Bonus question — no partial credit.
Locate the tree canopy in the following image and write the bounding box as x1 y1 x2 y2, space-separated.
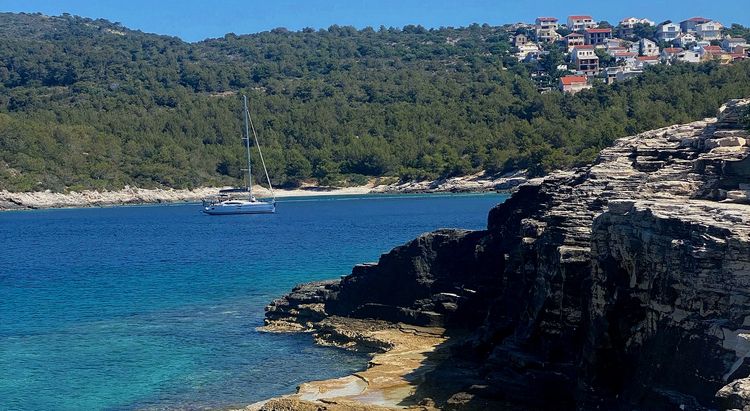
1 13 749 192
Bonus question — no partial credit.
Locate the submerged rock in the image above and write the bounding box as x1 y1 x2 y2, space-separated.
261 100 750 410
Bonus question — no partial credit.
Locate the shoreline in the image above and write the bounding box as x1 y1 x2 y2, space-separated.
0 171 526 212
244 317 452 411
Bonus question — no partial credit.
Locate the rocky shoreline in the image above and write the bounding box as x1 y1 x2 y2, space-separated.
0 172 526 211
252 100 750 410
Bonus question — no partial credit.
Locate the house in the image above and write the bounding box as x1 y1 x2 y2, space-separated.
516 42 541 60
604 66 646 84
567 15 596 32
584 28 612 45
696 21 723 41
700 45 723 58
639 38 659 56
660 47 684 63
656 23 681 42
606 39 635 53
673 33 697 48
620 17 655 28
605 66 644 83
617 17 655 38
676 50 702 63
604 67 621 84
616 68 644 82
605 38 631 51
559 75 591 94
699 45 731 63
722 38 748 52
514 33 528 47
680 17 712 33
613 51 638 67
509 22 534 31
717 53 734 64
636 55 660 68
572 45 600 75
523 49 547 62
564 33 585 51
535 17 559 42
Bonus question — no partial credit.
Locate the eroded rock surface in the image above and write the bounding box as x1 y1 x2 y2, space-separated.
260 100 750 410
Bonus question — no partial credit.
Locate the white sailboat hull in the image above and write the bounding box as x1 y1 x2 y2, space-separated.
202 200 275 215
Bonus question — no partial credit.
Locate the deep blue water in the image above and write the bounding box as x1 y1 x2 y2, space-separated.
0 193 507 410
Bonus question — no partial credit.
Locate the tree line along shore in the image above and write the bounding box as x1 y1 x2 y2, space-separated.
1 13 750 195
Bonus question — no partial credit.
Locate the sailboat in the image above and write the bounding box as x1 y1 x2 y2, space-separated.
202 95 276 215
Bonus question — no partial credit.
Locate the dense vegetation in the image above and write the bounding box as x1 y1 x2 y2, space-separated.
1 13 749 192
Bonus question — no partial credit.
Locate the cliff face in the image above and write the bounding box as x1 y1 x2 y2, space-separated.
264 100 750 410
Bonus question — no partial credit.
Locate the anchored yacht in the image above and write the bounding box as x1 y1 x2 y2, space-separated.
202 96 276 215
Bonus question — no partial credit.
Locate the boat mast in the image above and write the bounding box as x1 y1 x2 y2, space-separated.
246 96 276 202
243 95 253 199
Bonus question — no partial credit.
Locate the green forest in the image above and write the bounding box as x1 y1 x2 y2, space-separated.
1 12 749 192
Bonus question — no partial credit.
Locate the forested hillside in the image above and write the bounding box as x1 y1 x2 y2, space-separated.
1 12 749 192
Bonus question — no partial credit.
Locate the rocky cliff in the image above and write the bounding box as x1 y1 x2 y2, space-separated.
261 100 750 410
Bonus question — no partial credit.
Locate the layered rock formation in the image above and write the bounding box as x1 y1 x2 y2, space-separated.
261 100 750 410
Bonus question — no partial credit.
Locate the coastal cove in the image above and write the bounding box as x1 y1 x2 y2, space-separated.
0 193 507 410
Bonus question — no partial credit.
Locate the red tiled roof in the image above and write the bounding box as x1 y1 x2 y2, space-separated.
702 46 722 51
565 33 584 38
574 45 595 50
560 75 587 85
731 53 747 59
637 56 659 61
569 15 593 20
586 28 612 33
537 17 558 22
663 48 683 53
685 17 710 22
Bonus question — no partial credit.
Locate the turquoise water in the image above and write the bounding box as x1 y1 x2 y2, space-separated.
0 193 507 410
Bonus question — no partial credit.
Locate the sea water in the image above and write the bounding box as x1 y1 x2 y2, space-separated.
0 193 507 410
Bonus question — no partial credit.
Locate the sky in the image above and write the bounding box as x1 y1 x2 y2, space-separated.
1 0 748 42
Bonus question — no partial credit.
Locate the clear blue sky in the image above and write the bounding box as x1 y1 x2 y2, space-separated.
2 0 748 42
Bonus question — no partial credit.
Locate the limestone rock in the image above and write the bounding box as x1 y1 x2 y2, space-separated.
717 378 750 411
262 99 750 410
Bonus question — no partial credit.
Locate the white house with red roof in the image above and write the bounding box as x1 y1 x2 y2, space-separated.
699 45 725 61
559 75 591 94
660 47 684 63
567 15 597 32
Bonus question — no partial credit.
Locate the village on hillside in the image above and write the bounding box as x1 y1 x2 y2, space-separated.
510 15 749 93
